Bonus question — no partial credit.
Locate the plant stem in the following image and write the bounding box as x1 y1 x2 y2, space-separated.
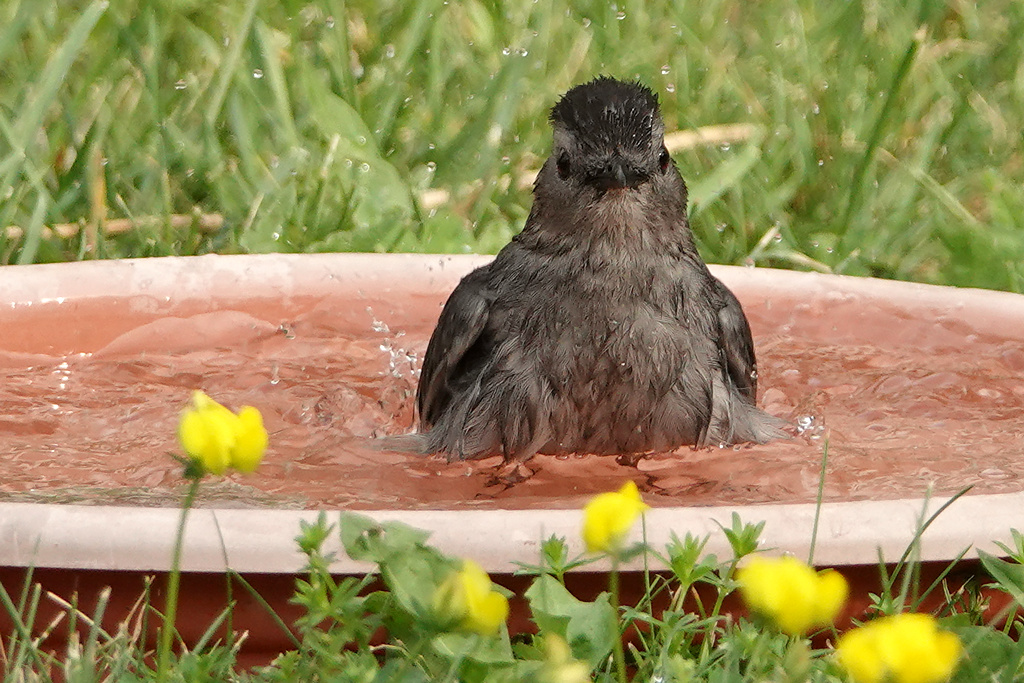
439 635 475 683
390 636 431 682
807 438 830 566
609 557 628 683
156 477 201 682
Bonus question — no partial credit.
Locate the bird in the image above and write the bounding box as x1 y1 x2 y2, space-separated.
415 76 783 462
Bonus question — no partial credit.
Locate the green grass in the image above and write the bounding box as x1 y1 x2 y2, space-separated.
1 0 1023 291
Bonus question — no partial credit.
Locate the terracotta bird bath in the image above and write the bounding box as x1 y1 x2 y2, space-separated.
1 253 1023 662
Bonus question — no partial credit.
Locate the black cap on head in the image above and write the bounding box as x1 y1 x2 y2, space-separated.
549 77 662 152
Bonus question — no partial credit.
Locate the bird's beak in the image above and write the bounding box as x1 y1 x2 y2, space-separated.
588 157 648 191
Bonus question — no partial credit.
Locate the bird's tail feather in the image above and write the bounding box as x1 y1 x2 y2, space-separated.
709 376 791 445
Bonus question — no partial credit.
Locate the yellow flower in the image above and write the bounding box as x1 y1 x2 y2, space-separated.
433 559 509 635
232 406 268 473
836 613 961 683
178 390 268 476
539 634 591 683
582 481 650 554
736 555 848 635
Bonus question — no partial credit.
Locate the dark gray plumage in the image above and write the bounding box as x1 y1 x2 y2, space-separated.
416 77 783 461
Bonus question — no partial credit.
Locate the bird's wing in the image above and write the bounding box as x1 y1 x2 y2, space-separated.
712 276 758 400
416 265 493 427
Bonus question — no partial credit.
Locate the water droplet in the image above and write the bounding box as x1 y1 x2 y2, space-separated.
252 69 263 79
325 15 335 28
502 47 511 55
425 161 437 172
385 44 395 58
174 79 186 90
616 10 626 20
359 162 370 172
818 159 825 166
665 83 676 93
660 64 670 75
719 142 731 151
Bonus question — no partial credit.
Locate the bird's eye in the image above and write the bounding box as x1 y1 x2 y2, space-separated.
556 152 571 179
659 146 671 172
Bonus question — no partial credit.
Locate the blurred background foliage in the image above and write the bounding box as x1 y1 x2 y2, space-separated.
1 0 1022 291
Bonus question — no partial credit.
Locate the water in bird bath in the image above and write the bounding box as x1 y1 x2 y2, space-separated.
1 256 1023 511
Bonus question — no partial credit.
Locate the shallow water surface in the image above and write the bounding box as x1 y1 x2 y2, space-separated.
2 265 1023 510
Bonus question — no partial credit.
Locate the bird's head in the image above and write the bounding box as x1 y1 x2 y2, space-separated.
545 77 680 199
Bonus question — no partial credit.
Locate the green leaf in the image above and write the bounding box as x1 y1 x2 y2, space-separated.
373 660 429 683
339 512 432 564
295 512 334 557
525 574 615 669
298 66 415 251
380 546 455 623
993 529 1024 564
717 513 765 560
433 630 515 665
688 136 764 219
949 625 1019 683
392 208 472 253
978 550 1024 608
339 512 457 625
9 0 107 151
666 532 716 587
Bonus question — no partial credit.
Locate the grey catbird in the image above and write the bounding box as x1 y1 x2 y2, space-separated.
416 77 783 461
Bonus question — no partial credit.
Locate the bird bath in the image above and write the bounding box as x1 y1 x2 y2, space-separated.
1 252 1022 661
